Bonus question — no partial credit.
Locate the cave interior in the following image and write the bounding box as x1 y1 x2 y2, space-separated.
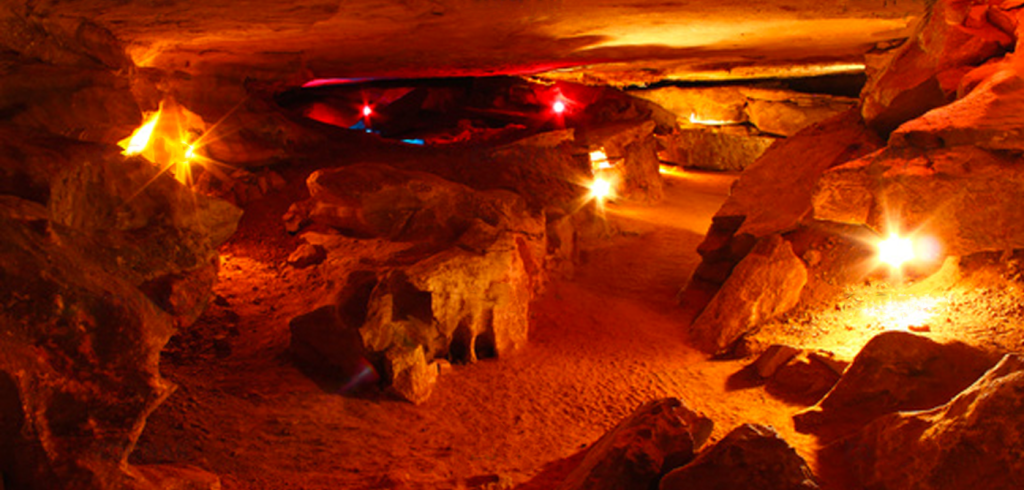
4 0 1024 489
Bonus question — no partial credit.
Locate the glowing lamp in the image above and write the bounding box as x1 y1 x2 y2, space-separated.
552 100 566 114
877 234 915 269
590 177 613 201
589 149 612 170
362 104 373 117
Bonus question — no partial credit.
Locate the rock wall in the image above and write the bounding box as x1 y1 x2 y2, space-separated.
0 10 239 490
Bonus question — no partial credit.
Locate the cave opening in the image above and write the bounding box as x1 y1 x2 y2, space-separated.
4 1 1024 489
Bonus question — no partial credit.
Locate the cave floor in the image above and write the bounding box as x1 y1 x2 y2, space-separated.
134 168 828 490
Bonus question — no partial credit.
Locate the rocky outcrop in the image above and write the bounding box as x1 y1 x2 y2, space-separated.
290 219 535 403
795 331 998 440
843 354 1024 490
812 145 1024 256
677 110 880 320
753 345 848 405
560 398 713 490
659 126 776 172
634 85 856 137
892 57 1024 152
860 0 1013 133
0 200 176 490
287 162 541 243
659 424 819 490
689 234 807 353
719 110 882 238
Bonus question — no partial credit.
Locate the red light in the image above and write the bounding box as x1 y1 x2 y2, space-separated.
552 100 566 114
362 105 373 117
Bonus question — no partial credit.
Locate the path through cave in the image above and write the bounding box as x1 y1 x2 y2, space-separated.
131 170 818 490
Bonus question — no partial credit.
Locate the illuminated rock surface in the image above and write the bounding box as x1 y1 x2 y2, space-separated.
813 145 1024 256
795 331 998 440
843 354 1024 490
659 424 819 490
559 398 713 490
860 0 1012 132
689 234 808 353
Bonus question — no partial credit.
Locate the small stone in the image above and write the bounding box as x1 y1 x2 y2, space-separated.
287 243 327 268
753 344 801 378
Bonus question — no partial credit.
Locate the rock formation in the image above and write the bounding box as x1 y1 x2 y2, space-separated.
843 354 1024 490
559 398 713 490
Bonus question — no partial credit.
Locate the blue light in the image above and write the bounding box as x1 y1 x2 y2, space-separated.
401 138 425 145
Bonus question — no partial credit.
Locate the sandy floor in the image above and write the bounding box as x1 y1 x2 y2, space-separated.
133 168 835 489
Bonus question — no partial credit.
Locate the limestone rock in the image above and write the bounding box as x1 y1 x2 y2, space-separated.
794 331 998 440
298 163 542 244
812 145 1024 256
0 127 241 328
719 109 883 238
660 126 776 171
632 86 749 126
385 345 438 405
742 88 856 137
861 0 1012 132
362 229 531 364
689 234 807 353
891 58 1024 152
767 351 845 406
753 344 802 378
0 208 176 490
659 424 819 490
559 398 713 490
287 242 327 268
844 354 1024 490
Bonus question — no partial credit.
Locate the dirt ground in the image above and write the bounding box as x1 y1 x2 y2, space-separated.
132 154 1024 489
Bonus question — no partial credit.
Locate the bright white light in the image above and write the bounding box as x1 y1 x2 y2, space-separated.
184 144 196 160
362 105 373 117
863 296 944 331
552 100 566 114
688 113 741 126
589 149 611 170
590 177 613 201
878 234 915 269
120 112 160 156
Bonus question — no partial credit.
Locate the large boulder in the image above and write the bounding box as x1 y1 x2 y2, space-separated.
0 127 241 328
812 144 1024 256
291 222 534 404
659 424 819 490
291 162 540 242
794 331 998 440
860 0 1013 133
844 354 1024 490
559 398 713 490
659 126 776 172
891 55 1024 152
689 234 807 353
742 88 856 137
718 109 883 238
0 203 176 490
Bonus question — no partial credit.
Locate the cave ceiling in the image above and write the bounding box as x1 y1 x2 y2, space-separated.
22 0 926 85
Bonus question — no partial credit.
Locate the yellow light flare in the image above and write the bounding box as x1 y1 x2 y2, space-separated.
119 110 161 155
877 233 915 270
590 177 614 201
659 164 685 176
688 113 742 126
589 149 612 170
117 99 209 185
